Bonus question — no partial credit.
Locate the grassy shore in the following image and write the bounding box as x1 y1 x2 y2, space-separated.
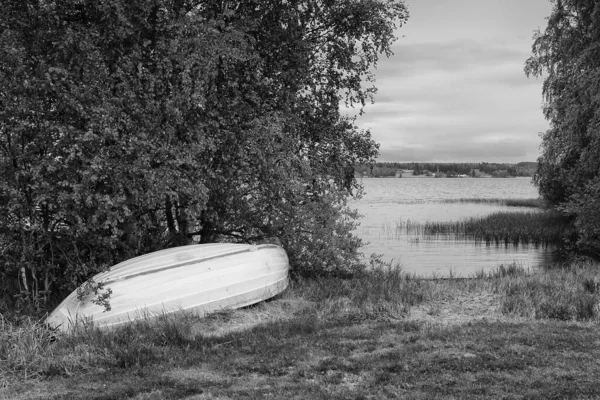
2 260 600 399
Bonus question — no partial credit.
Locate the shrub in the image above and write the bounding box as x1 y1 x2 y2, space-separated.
0 0 408 313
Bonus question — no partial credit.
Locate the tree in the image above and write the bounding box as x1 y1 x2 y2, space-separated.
0 0 408 312
525 0 600 257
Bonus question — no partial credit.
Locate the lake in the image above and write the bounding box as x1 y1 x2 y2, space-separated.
350 177 559 277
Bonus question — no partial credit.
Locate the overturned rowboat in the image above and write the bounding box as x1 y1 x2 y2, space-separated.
46 243 289 332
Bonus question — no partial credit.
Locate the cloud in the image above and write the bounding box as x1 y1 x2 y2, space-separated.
375 39 529 77
342 0 554 163
377 138 536 163
347 38 549 163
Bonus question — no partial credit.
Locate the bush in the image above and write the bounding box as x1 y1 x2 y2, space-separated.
0 0 407 313
562 177 600 258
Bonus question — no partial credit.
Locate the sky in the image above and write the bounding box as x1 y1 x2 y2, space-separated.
351 0 554 163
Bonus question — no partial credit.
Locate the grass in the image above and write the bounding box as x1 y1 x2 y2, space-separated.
2 260 600 399
497 262 600 320
395 210 573 247
441 197 547 208
378 198 559 243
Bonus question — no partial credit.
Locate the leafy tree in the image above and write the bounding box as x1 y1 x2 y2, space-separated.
525 0 600 257
0 0 408 312
1 0 248 310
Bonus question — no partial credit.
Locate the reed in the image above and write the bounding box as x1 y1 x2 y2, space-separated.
380 220 400 240
391 218 423 236
381 219 424 240
400 210 572 246
472 262 531 279
441 198 547 208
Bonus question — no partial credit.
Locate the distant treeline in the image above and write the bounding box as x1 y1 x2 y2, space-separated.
355 162 537 178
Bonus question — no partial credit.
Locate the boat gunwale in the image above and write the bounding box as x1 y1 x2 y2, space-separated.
99 244 285 285
93 268 290 311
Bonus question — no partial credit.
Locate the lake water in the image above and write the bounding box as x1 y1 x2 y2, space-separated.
350 177 559 277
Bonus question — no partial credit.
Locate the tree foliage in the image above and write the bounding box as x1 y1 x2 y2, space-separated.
525 0 600 257
0 0 408 312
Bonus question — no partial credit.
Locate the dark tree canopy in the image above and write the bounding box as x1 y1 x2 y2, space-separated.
0 0 408 312
525 0 600 257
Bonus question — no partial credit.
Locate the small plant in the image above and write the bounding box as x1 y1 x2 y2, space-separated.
582 278 600 294
491 263 529 278
76 279 113 312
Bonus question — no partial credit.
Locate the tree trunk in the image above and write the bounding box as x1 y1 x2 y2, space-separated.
165 198 177 236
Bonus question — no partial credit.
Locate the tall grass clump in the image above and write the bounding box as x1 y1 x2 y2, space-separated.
0 308 230 386
441 198 547 208
0 316 114 384
380 219 423 240
414 210 572 246
391 218 423 236
472 262 531 279
297 260 426 322
498 260 600 321
0 316 53 383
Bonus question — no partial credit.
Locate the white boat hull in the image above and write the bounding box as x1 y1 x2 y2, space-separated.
46 243 289 332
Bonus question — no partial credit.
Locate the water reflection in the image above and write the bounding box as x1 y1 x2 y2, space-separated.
351 178 561 277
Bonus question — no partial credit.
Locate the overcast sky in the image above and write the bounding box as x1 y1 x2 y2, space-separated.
352 0 553 163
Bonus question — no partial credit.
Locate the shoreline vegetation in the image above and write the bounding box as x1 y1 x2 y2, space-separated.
355 162 537 178
2 261 600 399
377 198 569 247
440 197 546 208
389 210 572 247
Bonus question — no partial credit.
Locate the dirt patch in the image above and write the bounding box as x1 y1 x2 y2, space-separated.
406 290 524 326
188 297 314 338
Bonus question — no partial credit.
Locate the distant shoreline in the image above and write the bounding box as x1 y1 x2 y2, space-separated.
356 161 536 179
